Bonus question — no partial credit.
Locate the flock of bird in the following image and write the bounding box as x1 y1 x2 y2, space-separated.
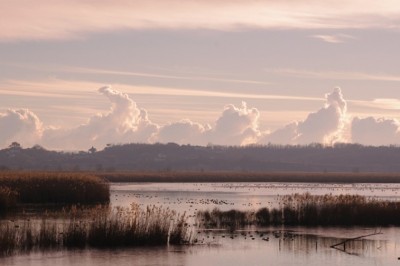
192 229 298 245
111 182 400 214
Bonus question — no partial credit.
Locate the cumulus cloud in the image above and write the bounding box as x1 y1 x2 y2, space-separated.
264 122 298 145
0 86 263 150
42 86 158 150
351 117 400 146
0 109 43 148
155 101 261 146
262 87 348 145
156 119 210 145
209 102 261 145
3 85 400 149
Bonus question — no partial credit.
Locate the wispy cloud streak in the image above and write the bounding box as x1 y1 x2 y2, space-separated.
1 63 273 86
59 66 273 86
311 34 356 43
267 68 400 82
2 0 400 41
0 79 323 102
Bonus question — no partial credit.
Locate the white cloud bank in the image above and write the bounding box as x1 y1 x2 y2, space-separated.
156 101 261 146
0 109 43 148
2 0 400 41
261 87 348 145
351 117 400 146
42 86 158 150
1 86 400 150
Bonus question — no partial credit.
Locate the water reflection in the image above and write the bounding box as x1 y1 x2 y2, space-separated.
2 230 398 266
1 227 400 266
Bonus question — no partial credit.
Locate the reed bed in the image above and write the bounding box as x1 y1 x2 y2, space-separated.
197 193 400 228
0 172 109 205
0 204 191 256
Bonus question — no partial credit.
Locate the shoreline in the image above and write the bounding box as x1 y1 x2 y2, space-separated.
99 171 400 183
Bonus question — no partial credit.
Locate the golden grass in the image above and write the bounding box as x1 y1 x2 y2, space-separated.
0 204 191 256
197 193 400 228
0 171 109 206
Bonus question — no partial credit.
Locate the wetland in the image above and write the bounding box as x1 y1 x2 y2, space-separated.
2 172 400 265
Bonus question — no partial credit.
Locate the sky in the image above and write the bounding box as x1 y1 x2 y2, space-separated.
1 0 400 150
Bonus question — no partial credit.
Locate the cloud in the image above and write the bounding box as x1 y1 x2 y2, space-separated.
262 87 348 145
3 85 400 149
264 122 298 145
2 0 400 41
0 78 322 102
311 34 355 43
59 66 272 86
156 119 209 145
155 101 261 146
209 102 261 145
0 82 317 149
0 109 43 148
354 98 400 111
351 117 400 146
42 86 158 150
266 68 400 82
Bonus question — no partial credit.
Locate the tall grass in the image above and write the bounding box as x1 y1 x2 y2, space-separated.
0 204 191 256
0 172 109 205
280 193 400 226
197 193 400 228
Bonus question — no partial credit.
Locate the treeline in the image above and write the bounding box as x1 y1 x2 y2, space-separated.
1 142 400 172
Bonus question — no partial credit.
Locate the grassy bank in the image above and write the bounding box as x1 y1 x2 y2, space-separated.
0 172 109 206
0 204 190 256
197 193 400 228
100 171 400 183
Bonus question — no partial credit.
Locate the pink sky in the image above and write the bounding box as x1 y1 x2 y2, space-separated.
1 0 400 149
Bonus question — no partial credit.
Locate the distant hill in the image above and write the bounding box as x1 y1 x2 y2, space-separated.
1 142 400 173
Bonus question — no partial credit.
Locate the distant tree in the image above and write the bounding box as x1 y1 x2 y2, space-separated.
88 146 97 154
105 143 113 149
9 142 22 149
32 144 45 150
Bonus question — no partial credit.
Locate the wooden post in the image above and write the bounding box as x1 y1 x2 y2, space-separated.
330 232 382 252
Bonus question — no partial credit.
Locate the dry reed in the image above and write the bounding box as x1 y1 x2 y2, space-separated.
0 204 191 255
197 193 400 228
0 172 109 205
0 204 191 256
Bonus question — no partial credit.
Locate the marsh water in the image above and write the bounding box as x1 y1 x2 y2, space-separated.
3 182 400 266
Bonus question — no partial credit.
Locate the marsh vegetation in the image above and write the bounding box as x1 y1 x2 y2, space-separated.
197 193 400 228
0 172 109 208
2 170 400 261
0 204 190 256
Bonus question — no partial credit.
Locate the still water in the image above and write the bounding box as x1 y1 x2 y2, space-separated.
2 182 400 266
